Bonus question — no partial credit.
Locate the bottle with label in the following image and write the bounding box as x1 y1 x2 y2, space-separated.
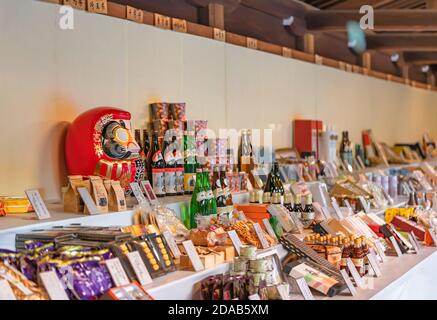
293 194 304 219
184 129 196 195
361 236 370 275
190 168 206 228
220 165 233 212
301 194 315 228
203 168 217 216
352 238 365 276
143 129 151 180
239 129 253 174
340 239 352 270
213 166 227 215
283 193 294 212
264 162 284 195
163 131 177 196
273 162 285 195
340 131 353 167
151 131 166 197
174 136 185 196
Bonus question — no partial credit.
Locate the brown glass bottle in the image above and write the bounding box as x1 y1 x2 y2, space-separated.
352 239 365 276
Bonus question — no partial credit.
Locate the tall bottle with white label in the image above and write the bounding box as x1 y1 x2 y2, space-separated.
151 131 166 197
190 169 206 228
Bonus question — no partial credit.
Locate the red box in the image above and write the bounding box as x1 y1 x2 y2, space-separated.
294 120 323 159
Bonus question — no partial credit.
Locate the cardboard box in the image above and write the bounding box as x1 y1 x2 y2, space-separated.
213 246 236 262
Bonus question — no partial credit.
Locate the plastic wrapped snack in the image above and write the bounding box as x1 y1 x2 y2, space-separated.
149 205 189 240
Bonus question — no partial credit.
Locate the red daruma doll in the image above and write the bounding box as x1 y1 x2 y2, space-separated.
65 107 145 191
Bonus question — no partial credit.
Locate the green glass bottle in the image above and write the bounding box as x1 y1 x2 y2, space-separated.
203 168 217 216
190 168 206 228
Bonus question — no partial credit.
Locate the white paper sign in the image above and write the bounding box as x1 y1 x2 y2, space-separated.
39 271 69 300
182 240 204 272
389 236 403 257
331 198 344 220
127 251 153 286
25 189 51 220
0 280 16 300
130 182 148 205
346 258 363 288
340 269 357 296
77 187 99 215
374 241 387 263
367 253 382 277
321 207 332 219
253 223 269 249
227 230 242 255
294 277 315 300
276 283 289 300
263 218 277 240
359 196 370 213
344 200 353 214
408 232 420 252
162 231 181 259
106 258 130 287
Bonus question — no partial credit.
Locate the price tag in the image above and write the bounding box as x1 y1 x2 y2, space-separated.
154 13 171 30
213 28 226 42
162 231 181 259
253 223 269 249
428 228 437 247
276 283 289 300
389 236 403 257
331 198 344 220
172 18 187 33
126 6 143 24
358 196 370 213
374 240 387 263
246 37 258 50
77 187 99 215
367 253 382 277
227 230 242 255
87 0 107 14
182 240 204 272
106 258 130 287
282 47 292 58
127 251 153 286
0 280 16 300
263 218 277 239
39 271 69 300
268 205 295 232
346 258 363 288
63 0 86 10
248 294 261 300
344 199 353 213
408 232 420 252
294 278 315 300
339 269 357 296
321 207 332 219
130 182 148 205
25 189 51 220
141 181 159 205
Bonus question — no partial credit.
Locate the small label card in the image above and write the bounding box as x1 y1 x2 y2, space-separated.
25 189 51 220
253 223 269 249
77 187 99 215
213 28 226 42
344 199 353 213
141 180 159 205
374 240 387 263
331 198 344 220
276 283 290 300
367 253 382 277
428 228 437 247
294 277 315 300
39 271 69 300
248 294 261 300
172 18 187 33
263 218 277 240
227 230 242 255
63 0 86 10
0 280 16 300
346 258 363 288
154 13 171 30
389 236 403 257
126 6 143 24
247 37 258 50
359 196 370 213
282 47 292 58
130 182 148 205
162 231 181 259
87 0 107 14
182 240 204 272
106 258 130 287
127 251 153 286
339 269 357 296
408 232 420 252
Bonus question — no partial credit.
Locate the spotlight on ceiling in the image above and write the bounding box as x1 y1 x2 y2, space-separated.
390 53 400 63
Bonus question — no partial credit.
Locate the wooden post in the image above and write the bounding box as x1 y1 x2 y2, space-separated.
427 73 436 86
303 34 315 54
198 3 225 29
402 65 410 80
360 52 372 69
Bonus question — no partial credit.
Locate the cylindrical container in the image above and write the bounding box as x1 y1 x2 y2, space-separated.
248 272 266 287
240 245 257 259
381 175 389 194
233 257 249 272
249 258 274 273
388 175 398 199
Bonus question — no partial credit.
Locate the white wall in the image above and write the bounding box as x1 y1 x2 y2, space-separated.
1 0 436 201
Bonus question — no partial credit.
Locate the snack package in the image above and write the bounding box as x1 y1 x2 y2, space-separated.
0 197 34 215
104 180 127 212
64 176 90 213
88 176 109 213
148 206 189 240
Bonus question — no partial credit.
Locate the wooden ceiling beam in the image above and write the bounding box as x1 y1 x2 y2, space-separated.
328 0 395 10
367 34 437 51
306 9 437 32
